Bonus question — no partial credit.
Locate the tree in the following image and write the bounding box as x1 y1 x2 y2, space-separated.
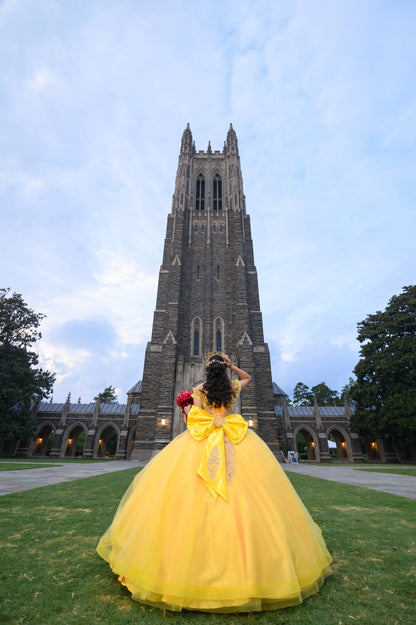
350 285 416 445
340 377 356 406
94 385 118 404
292 383 314 406
310 382 342 406
292 381 342 406
0 289 55 440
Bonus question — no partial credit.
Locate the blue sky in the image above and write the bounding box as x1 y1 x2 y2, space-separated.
1 0 415 403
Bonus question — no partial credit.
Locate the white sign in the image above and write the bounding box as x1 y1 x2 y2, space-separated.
287 450 298 464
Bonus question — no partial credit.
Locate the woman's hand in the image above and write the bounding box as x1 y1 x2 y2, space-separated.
222 353 231 368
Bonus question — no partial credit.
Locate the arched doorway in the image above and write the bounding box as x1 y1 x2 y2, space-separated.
295 427 318 461
64 424 87 457
96 425 119 458
327 427 350 461
32 423 55 456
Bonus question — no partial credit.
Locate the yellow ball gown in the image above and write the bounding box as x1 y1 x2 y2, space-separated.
97 389 332 612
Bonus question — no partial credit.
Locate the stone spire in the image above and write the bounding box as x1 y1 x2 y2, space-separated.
226 123 239 155
180 123 194 154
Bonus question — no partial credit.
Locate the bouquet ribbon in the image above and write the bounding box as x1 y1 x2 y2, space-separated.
187 405 248 502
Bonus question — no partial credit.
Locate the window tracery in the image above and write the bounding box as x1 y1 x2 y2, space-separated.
214 317 224 352
192 317 202 356
213 174 222 210
196 173 205 210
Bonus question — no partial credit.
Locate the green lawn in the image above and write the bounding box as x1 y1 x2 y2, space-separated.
0 470 415 625
357 468 416 477
0 463 56 471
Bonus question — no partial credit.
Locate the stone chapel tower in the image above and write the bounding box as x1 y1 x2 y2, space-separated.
131 125 281 460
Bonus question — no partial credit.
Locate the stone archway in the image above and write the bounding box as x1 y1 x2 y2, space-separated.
327 426 351 461
32 422 55 456
96 424 119 458
64 424 87 457
294 426 319 461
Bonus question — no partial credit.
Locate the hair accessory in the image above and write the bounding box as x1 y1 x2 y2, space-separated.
205 350 224 366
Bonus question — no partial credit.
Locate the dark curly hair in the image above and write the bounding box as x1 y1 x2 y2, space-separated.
203 355 233 408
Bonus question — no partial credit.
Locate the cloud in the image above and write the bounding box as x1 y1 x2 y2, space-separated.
27 68 59 91
1 0 415 402
37 342 90 387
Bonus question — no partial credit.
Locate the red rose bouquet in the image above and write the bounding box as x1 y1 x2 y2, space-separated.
176 390 193 421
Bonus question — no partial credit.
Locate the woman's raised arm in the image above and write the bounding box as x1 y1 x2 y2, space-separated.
222 353 251 390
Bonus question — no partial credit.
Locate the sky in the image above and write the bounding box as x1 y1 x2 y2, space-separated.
1 0 415 404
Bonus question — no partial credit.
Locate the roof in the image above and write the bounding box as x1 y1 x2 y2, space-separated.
276 406 315 417
37 402 71 413
128 380 142 394
66 403 96 412
319 406 350 416
275 405 353 417
36 402 140 416
272 382 288 396
98 403 127 414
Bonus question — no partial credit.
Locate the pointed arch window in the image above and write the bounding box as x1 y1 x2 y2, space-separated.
213 174 222 210
192 317 202 357
214 317 224 352
196 174 205 210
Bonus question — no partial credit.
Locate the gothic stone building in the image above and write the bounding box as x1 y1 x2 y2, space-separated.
6 125 372 463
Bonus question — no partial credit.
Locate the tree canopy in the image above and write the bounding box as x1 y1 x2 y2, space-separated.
0 289 45 348
292 382 313 405
292 381 346 406
93 385 118 404
350 285 416 445
0 289 55 440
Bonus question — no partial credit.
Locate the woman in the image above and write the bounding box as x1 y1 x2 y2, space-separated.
96 352 332 612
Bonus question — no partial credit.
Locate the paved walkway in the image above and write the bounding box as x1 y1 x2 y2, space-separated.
284 463 416 500
1 460 415 499
0 460 143 496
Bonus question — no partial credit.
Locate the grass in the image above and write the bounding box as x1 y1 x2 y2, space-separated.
357 468 416 477
0 463 56 471
0 471 415 625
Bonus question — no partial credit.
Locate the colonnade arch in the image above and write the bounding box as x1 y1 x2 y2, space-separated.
294 426 320 461
62 422 88 457
327 426 352 461
95 423 120 458
31 421 55 456
11 395 366 462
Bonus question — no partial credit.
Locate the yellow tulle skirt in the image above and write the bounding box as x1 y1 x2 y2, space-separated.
97 429 332 612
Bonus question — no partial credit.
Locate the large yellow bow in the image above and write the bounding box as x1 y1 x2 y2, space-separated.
187 405 248 502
